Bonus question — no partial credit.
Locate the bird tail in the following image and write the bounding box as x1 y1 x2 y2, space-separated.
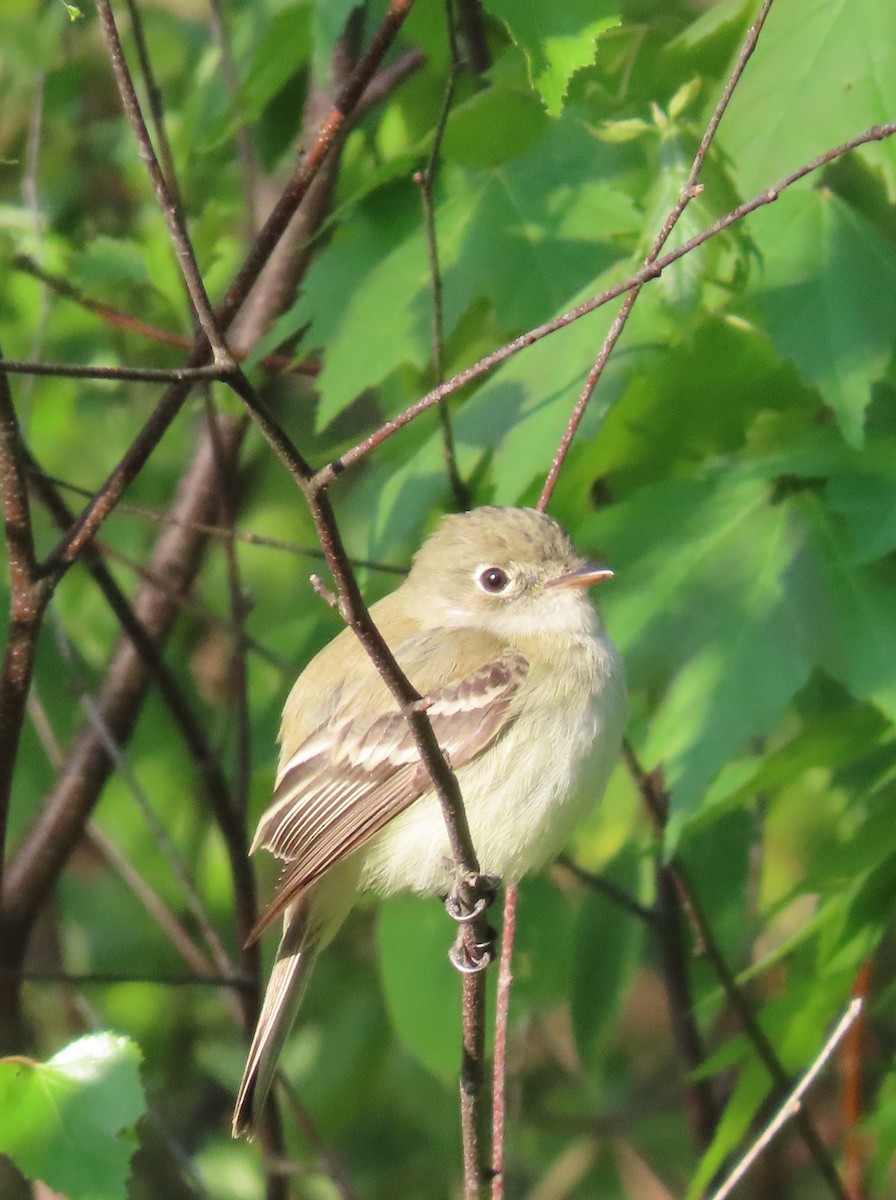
232 901 317 1139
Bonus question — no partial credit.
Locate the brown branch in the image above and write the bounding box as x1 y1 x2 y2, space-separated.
0 358 51 982
218 0 418 332
314 118 896 492
537 0 775 508
625 744 848 1200
86 824 218 983
557 857 656 926
39 0 417 580
3 418 246 938
414 2 469 511
11 254 321 375
0 359 229 384
206 0 259 235
842 961 872 1200
228 368 493 1185
95 0 232 365
490 881 518 1200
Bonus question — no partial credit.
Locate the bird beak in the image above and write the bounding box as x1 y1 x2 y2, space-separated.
548 561 614 590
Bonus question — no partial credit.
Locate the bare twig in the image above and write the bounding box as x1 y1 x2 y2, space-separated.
538 0 776 510
557 857 656 926
26 467 405 575
490 882 518 1200
314 118 896 492
280 1079 360 1200
415 0 469 510
0 359 230 384
227 366 494 1190
206 0 259 234
707 999 863 1200
842 962 872 1200
38 0 417 581
95 0 232 365
86 824 218 983
625 744 848 1200
0 359 51 914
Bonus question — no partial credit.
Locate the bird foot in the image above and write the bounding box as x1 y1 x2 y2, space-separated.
443 873 501 924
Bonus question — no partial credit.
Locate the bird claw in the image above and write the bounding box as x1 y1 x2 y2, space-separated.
444 873 501 924
448 931 495 974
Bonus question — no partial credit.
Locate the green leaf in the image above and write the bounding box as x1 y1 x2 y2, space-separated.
826 465 896 561
717 0 896 197
584 471 811 830
571 845 642 1072
486 0 620 115
376 895 465 1083
791 496 896 721
0 1033 145 1200
237 7 311 126
750 190 896 446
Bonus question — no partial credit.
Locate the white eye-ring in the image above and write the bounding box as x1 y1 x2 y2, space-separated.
477 565 510 594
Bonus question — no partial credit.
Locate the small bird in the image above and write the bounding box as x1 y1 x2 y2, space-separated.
232 506 626 1137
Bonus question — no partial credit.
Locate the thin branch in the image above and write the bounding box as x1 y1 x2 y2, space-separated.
39 0 416 580
625 744 849 1200
557 857 656 926
206 0 258 233
842 961 872 1200
707 999 864 1200
4 420 246 933
461 969 490 1200
0 968 252 989
27 467 405 575
537 0 775 510
415 0 469 510
280 1079 360 1200
95 0 232 365
490 881 518 1200
87 823 219 983
227 367 494 1190
0 357 51 911
653 862 719 1150
0 359 230 384
11 254 320 375
217 0 418 330
314 118 896 492
122 0 182 209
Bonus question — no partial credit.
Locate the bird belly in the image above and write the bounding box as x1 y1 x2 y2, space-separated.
357 653 625 897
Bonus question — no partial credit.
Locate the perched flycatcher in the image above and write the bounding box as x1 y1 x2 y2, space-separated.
233 506 626 1137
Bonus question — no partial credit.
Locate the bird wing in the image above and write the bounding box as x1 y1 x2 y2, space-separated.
248 643 529 940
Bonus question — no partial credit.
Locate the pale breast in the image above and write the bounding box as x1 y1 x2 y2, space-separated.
358 633 626 896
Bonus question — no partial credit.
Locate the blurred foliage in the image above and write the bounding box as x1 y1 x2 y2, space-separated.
1 0 895 1197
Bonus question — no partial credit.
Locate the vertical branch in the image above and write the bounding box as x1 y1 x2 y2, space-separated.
842 961 872 1200
626 744 849 1200
122 0 182 209
206 0 259 234
94 0 232 364
538 0 778 510
461 970 490 1200
0 359 51 1051
490 881 518 1200
0 362 50 904
413 0 469 510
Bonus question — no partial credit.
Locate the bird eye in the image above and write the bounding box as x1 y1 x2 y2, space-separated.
478 566 510 594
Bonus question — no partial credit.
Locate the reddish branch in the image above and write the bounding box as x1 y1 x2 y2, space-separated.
2 417 246 939
0 361 51 929
36 0 417 580
313 118 896 493
538 0 777 510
